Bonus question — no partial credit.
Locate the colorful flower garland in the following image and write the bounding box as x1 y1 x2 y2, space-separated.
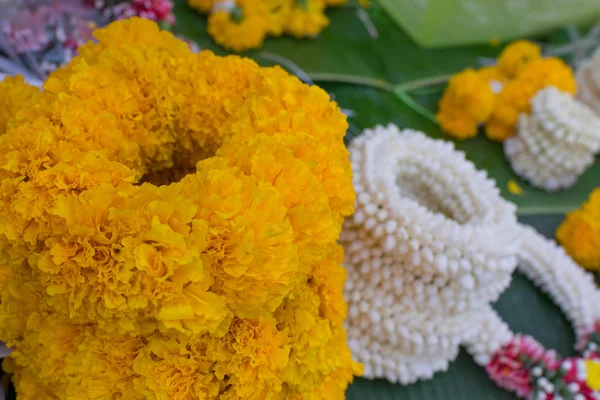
481 226 600 400
0 18 361 399
343 124 600 399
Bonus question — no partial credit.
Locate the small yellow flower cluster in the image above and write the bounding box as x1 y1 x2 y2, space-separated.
436 69 496 139
437 40 577 142
556 189 600 271
0 18 361 399
189 0 352 52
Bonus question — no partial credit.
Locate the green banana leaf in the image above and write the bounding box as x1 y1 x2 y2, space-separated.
174 1 599 216
377 0 600 48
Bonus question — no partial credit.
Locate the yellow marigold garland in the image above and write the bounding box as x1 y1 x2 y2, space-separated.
189 0 347 52
437 40 577 142
0 18 361 399
556 189 600 271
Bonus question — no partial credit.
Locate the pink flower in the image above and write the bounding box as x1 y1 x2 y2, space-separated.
131 0 175 24
486 335 560 398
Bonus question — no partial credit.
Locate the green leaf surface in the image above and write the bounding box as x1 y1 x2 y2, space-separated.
174 1 598 216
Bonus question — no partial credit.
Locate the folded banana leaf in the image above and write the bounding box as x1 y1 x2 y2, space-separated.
378 0 600 47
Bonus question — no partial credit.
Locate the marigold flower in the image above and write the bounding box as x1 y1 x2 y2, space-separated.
207 0 269 52
556 189 600 271
477 65 509 93
285 0 329 38
0 75 40 135
0 18 358 399
497 40 542 78
485 57 577 142
187 0 214 13
266 0 293 36
436 68 495 139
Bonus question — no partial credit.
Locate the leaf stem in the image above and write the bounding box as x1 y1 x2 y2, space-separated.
394 89 437 124
308 72 394 92
309 73 444 124
395 74 451 92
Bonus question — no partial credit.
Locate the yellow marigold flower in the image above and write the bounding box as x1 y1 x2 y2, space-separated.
0 76 40 135
497 40 542 78
485 57 577 142
207 0 269 52
266 0 293 36
187 0 214 13
0 18 359 399
556 189 600 270
478 66 509 85
285 0 329 38
436 68 495 139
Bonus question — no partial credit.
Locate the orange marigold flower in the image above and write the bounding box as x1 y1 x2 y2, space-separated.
187 0 214 13
436 68 495 139
0 75 40 135
556 189 600 271
485 57 577 142
266 0 293 36
207 0 269 52
285 0 329 38
497 40 542 78
477 65 509 86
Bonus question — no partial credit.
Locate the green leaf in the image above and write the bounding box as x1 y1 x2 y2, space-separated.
377 0 600 48
174 2 599 216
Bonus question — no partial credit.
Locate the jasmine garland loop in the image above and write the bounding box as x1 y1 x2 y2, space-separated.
342 124 520 384
343 124 600 399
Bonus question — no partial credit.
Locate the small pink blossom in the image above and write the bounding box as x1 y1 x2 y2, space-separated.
486 335 560 398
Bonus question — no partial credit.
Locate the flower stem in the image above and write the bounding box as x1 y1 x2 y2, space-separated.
309 72 394 92
395 74 451 92
394 89 437 124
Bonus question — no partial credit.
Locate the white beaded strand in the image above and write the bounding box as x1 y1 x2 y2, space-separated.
516 225 600 349
343 124 520 384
